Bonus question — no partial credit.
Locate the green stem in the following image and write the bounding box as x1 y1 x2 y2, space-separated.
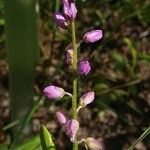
71 20 78 150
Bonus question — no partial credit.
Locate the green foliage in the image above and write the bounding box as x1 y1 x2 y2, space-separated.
128 127 150 150
4 0 39 138
12 136 41 150
40 125 55 150
0 144 8 150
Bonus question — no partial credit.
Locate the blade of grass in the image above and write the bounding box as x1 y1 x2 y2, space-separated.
128 126 150 150
10 96 44 148
12 136 41 150
2 120 19 131
4 0 39 141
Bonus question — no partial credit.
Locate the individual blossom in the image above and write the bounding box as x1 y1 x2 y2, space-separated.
66 45 73 64
53 12 68 29
65 119 79 141
78 60 91 75
85 137 103 150
83 30 103 43
56 112 67 125
44 85 65 100
63 2 77 20
80 92 95 106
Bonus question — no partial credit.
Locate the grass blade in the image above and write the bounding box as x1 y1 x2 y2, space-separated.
4 0 39 139
128 126 150 150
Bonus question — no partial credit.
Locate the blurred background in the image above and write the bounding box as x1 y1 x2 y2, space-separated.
0 0 150 149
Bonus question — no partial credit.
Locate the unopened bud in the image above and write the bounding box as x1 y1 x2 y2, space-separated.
83 30 103 43
44 85 65 100
53 12 68 29
63 3 77 20
56 112 67 125
65 119 79 141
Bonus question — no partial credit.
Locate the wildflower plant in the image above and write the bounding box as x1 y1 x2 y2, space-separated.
43 0 103 149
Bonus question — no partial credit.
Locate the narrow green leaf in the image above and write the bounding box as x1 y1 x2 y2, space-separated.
2 120 20 131
12 136 41 150
4 0 39 138
128 127 150 150
139 54 150 62
0 144 8 150
40 125 55 150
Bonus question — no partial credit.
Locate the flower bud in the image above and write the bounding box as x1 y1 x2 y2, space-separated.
66 45 73 64
83 30 103 43
78 61 91 75
65 119 79 141
80 92 95 107
44 85 65 100
63 3 77 20
56 112 67 125
85 137 103 150
53 12 68 29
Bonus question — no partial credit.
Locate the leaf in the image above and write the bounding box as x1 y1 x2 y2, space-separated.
139 54 150 62
4 0 39 138
40 125 55 150
12 136 41 150
128 127 150 150
2 120 19 131
0 144 8 150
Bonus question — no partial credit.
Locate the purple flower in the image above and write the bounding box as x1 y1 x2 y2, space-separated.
78 61 91 75
44 85 65 100
65 119 79 141
80 92 95 107
66 45 73 64
53 12 68 29
85 137 103 150
63 3 77 20
83 30 103 43
56 112 67 125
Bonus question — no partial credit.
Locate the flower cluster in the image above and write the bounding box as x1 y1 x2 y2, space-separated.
44 1 103 150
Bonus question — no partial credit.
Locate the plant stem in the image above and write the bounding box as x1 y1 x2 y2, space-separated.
71 20 78 150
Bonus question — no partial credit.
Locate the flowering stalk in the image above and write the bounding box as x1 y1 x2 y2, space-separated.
43 1 104 149
71 20 78 150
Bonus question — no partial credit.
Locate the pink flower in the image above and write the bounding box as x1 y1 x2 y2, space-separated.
44 85 65 100
83 30 103 43
63 3 77 20
65 119 79 141
86 137 103 150
80 92 95 106
56 112 67 125
78 61 91 75
53 12 68 29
